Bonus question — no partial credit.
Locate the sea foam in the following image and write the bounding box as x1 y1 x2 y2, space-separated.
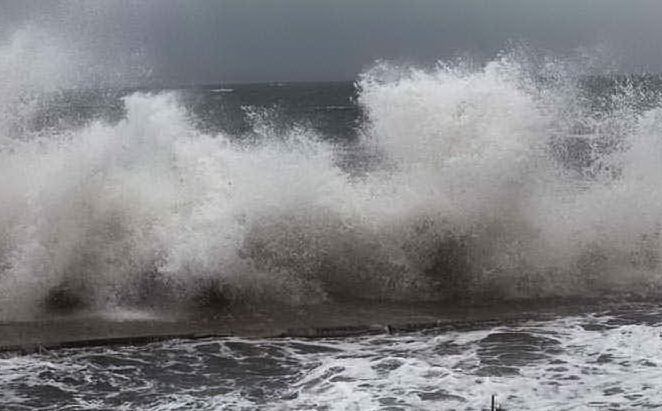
2 30 662 320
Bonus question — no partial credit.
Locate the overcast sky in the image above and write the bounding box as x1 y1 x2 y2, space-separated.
2 0 662 84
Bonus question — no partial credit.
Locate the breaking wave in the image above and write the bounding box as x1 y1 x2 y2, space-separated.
2 31 662 320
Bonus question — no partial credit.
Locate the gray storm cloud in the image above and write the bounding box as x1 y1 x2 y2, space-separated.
0 0 661 84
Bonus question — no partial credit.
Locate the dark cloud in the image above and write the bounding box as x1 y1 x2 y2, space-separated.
1 0 662 84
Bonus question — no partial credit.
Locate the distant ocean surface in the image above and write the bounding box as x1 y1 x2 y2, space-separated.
5 52 662 409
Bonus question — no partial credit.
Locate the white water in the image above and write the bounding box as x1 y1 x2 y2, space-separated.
2 28 662 320
3 310 662 410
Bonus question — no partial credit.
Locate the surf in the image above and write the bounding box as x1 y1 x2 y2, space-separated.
2 30 662 321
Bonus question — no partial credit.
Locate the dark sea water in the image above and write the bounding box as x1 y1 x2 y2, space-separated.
29 82 362 142
5 57 662 409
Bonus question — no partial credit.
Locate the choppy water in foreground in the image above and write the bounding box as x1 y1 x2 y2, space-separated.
3 306 662 410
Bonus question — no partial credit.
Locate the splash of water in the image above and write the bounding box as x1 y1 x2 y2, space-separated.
2 30 662 320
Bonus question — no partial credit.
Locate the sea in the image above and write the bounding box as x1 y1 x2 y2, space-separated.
4 48 662 409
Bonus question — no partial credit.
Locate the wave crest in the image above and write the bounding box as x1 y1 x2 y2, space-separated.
2 49 662 320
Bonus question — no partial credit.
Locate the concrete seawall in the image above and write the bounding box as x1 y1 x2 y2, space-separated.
1 300 657 354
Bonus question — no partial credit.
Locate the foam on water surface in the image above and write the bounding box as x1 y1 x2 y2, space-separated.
2 308 662 410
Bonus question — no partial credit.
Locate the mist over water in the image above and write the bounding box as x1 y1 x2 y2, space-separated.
2 28 662 321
